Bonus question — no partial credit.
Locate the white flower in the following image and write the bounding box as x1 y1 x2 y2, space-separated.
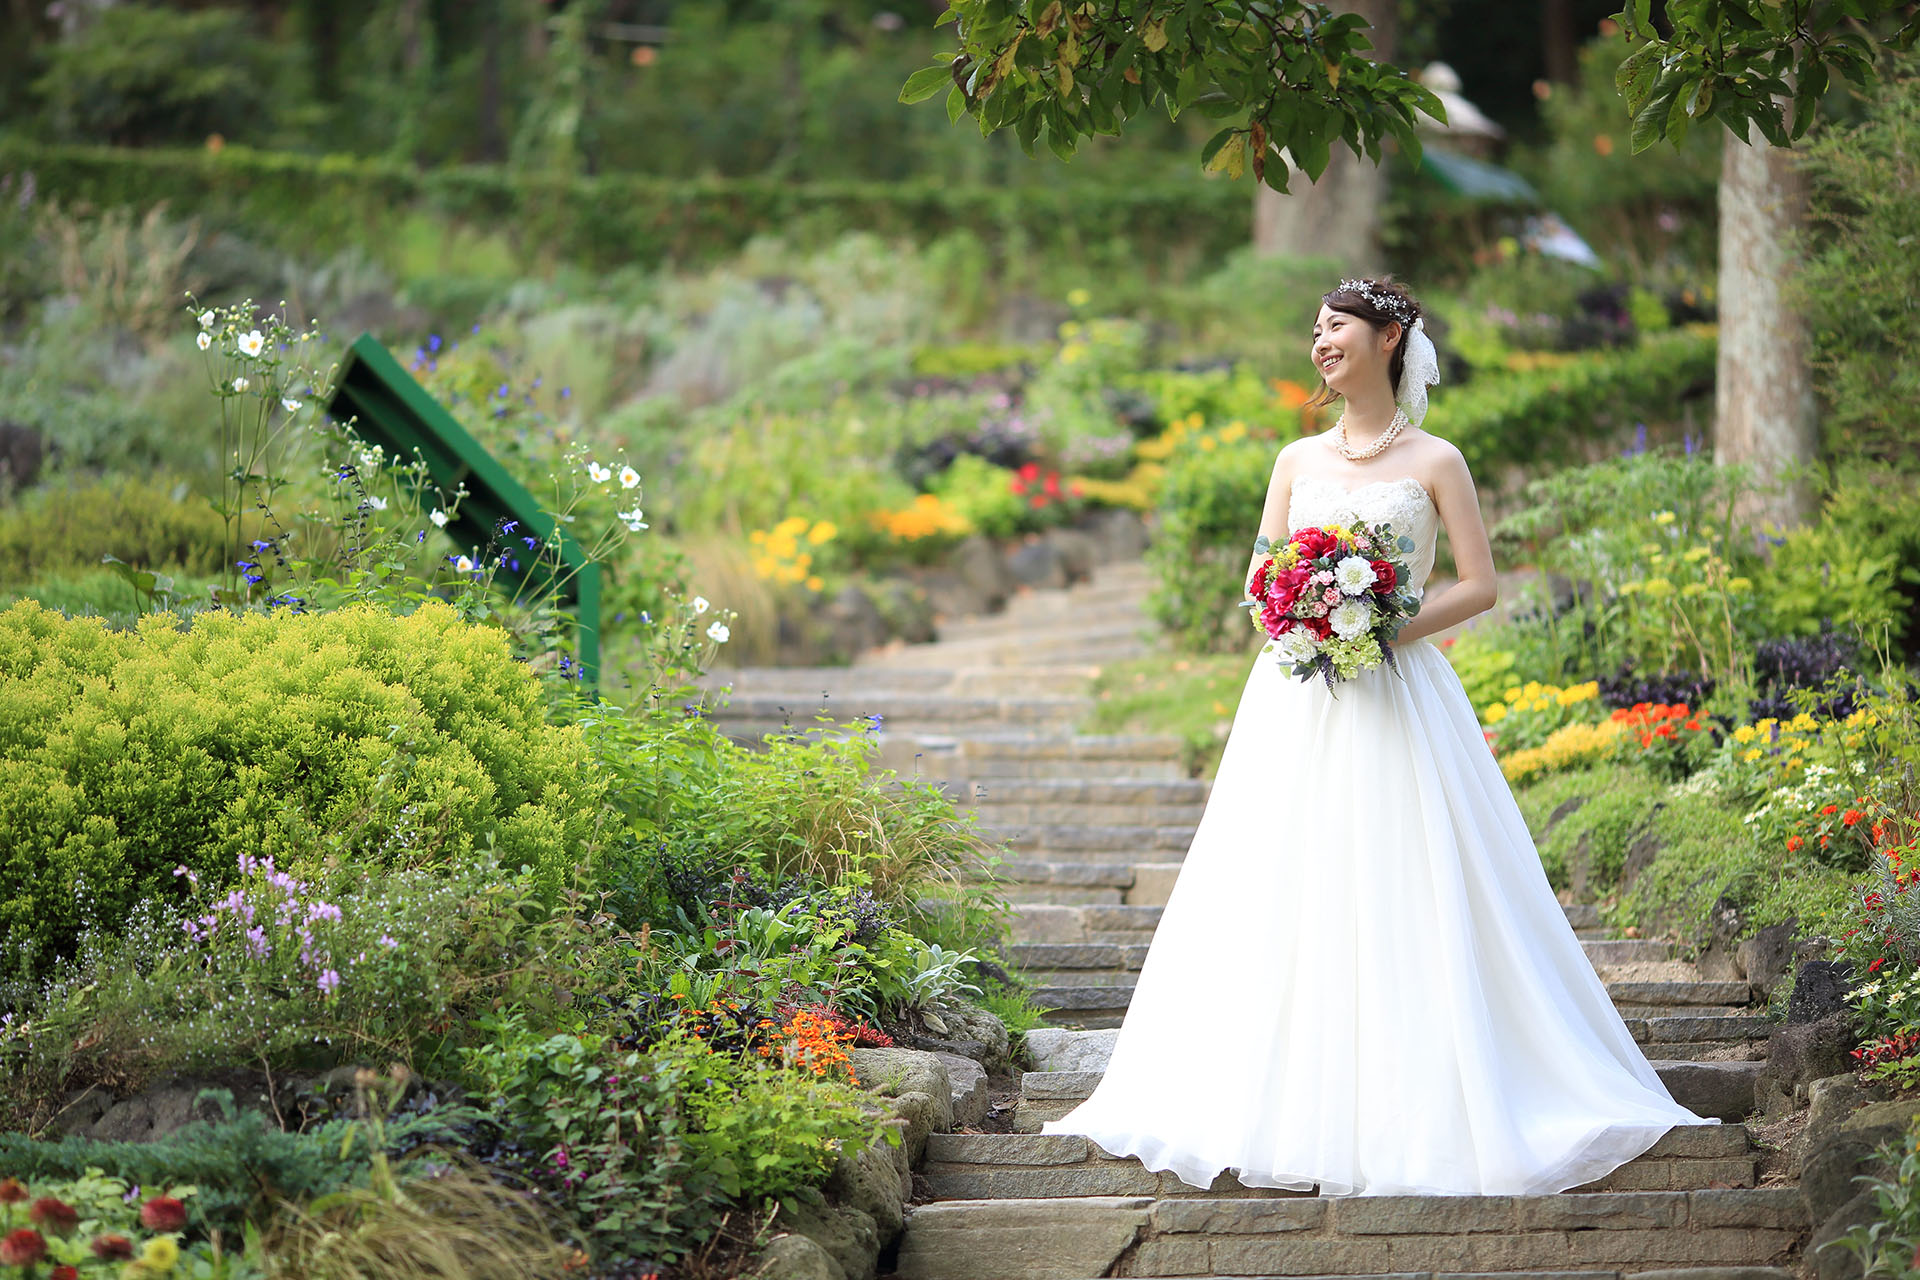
198 309 215 329
707 621 730 643
1273 629 1321 665
619 465 640 489
195 331 211 351
359 445 383 469
430 509 449 528
1334 555 1377 595
238 329 265 358
282 397 301 412
455 555 474 573
1330 596 1375 640
232 376 249 392
692 596 710 614
367 495 388 511
617 506 649 532
587 461 613 484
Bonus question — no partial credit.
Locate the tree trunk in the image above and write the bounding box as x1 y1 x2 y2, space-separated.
1542 0 1578 85
1251 0 1396 267
1714 128 1818 538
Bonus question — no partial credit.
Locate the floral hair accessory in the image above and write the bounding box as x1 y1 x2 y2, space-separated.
1333 277 1417 327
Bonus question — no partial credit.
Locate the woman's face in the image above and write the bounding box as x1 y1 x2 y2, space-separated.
1311 303 1399 396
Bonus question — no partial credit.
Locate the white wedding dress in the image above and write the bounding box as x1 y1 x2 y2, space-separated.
1040 469 1717 1196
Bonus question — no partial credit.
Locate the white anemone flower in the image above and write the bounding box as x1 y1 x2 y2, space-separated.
195 331 212 351
367 496 388 511
1273 629 1320 665
1330 597 1374 640
587 461 613 484
692 596 710 614
706 621 730 643
198 309 215 329
232 376 249 392
1334 555 1377 595
455 555 475 573
238 329 265 358
282 397 301 412
617 507 648 532
429 509 449 528
619 465 640 489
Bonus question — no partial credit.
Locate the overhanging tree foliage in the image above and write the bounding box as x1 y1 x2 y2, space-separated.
898 0 1447 191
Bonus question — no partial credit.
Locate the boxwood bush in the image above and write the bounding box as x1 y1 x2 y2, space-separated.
0 599 603 971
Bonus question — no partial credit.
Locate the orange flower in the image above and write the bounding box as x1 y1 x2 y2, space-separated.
1787 836 1804 852
1822 804 1840 815
1843 810 1863 827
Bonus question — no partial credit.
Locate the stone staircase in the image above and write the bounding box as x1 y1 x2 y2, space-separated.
700 557 1803 1280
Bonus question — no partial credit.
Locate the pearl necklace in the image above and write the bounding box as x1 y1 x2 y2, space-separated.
1332 406 1410 461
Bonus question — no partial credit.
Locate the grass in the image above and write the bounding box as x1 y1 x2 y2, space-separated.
1078 651 1253 778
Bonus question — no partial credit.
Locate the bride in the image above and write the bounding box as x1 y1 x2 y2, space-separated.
1039 275 1717 1197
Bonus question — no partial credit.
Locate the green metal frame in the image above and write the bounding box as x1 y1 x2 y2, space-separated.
325 333 601 684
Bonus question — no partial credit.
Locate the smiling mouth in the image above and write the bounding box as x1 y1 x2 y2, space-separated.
1319 355 1342 373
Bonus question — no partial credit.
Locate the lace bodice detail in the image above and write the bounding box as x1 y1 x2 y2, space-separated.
1288 473 1440 596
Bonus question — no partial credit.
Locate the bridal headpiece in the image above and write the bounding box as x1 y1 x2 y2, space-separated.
1331 277 1442 428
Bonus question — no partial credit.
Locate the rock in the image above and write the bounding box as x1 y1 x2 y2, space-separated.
1753 1068 1796 1121
1086 508 1149 561
1739 920 1801 1003
876 578 937 645
752 1232 848 1280
1618 821 1667 896
1789 959 1858 1023
1026 1028 1118 1074
1696 893 1748 983
1542 794 1588 838
1796 1094 1920 1227
913 568 991 623
932 1051 989 1128
1790 1073 1884 1178
1006 538 1067 589
1807 1188 1882 1280
826 1122 912 1244
1656 1059 1765 1121
939 1003 1011 1073
850 1048 953 1163
1042 527 1097 584
778 1189 881 1280
824 585 890 659
0 421 47 492
952 536 1015 612
1769 1009 1860 1087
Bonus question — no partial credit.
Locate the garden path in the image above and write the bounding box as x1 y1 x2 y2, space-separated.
705 560 1807 1280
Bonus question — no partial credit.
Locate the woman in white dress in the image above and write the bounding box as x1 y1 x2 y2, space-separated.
1039 276 1717 1197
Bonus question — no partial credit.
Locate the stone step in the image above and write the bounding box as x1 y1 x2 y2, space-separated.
1005 941 1691 976
967 801 1212 827
859 631 1154 666
706 692 1094 728
894 1188 1804 1280
1011 903 1630 944
935 596 1156 638
1013 971 1745 1010
876 733 1190 782
708 663 1119 698
934 778 1215 807
1013 1061 1770 1131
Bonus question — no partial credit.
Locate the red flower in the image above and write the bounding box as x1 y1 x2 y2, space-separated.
1368 559 1397 593
1008 477 1027 495
1786 836 1804 852
1822 804 1840 815
28 1197 78 1236
1843 809 1863 827
1292 527 1338 560
1654 723 1676 739
1684 719 1701 731
91 1235 135 1261
0 1179 23 1205
1028 494 1047 509
1302 615 1333 642
140 1196 188 1233
1870 957 1887 973
1249 563 1269 598
1042 472 1061 496
52 1265 80 1280
0 1229 46 1267
1017 462 1040 482
1069 482 1084 498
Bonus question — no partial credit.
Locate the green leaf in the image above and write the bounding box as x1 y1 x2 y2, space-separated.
900 65 952 104
1199 126 1236 169
1629 72 1684 152
947 83 967 125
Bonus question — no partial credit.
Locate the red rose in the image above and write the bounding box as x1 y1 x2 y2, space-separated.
0 1229 46 1267
1302 615 1333 641
1249 563 1269 598
91 1234 135 1261
1368 559 1397 593
1292 528 1337 560
28 1197 78 1236
140 1196 188 1233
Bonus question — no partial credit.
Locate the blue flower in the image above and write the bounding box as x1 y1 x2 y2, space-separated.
640 610 651 624
522 535 539 550
496 383 509 399
427 333 443 353
501 519 519 535
416 530 427 543
471 323 481 334
508 558 521 571
560 386 571 399
244 573 263 585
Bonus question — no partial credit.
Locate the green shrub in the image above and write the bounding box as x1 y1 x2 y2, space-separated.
1757 462 1920 657
1145 433 1273 653
1793 60 1920 472
1517 765 1666 895
0 476 230 581
0 600 603 969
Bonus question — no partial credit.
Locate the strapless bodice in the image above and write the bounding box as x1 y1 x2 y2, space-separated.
1287 473 1440 596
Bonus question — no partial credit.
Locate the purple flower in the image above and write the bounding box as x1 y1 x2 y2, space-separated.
427 334 443 353
245 927 269 960
317 969 341 996
378 933 398 949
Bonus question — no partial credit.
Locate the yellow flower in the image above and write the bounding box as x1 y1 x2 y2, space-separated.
1059 320 1083 339
141 1236 181 1272
1483 703 1510 723
1790 712 1817 731
1683 546 1711 562
808 521 838 544
1066 288 1091 307
1642 577 1673 597
1221 420 1247 442
749 529 766 544
805 575 824 591
1732 725 1756 744
1743 748 1763 761
1620 580 1643 594
1681 582 1708 597
1638 542 1661 555
1060 342 1086 364
1185 412 1204 429
1503 685 1523 702
1653 510 1676 525
1198 436 1217 451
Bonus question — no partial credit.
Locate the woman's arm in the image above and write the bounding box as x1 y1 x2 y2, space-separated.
1395 446 1499 644
1247 445 1296 595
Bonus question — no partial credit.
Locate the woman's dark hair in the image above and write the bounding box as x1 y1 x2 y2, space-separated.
1304 275 1423 412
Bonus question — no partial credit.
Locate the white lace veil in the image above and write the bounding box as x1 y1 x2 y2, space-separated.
1396 317 1441 428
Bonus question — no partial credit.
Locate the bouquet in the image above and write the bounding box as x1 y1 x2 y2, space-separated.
1241 519 1422 689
